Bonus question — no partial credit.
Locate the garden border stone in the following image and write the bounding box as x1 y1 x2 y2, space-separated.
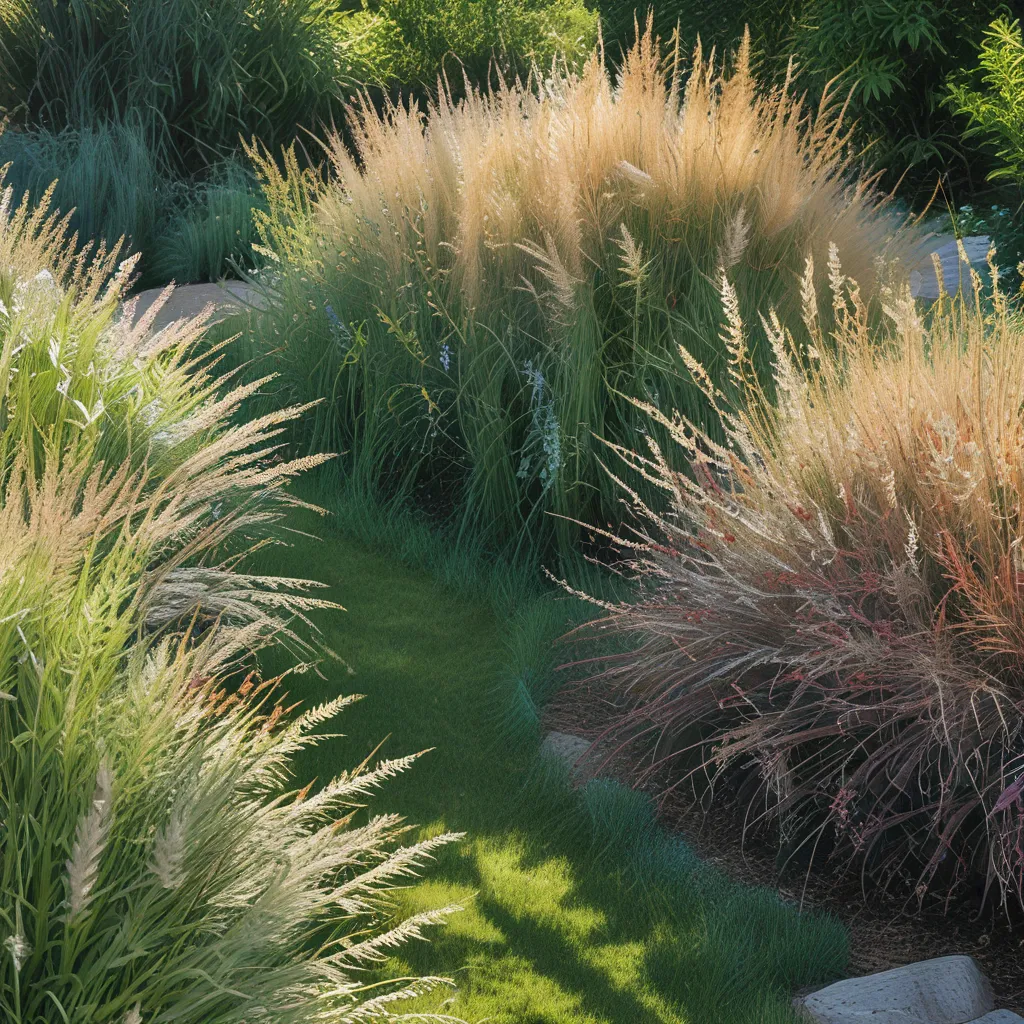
795 955 996 1024
121 281 261 334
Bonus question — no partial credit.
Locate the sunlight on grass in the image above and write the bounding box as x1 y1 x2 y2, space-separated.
249 494 847 1023
386 836 692 1023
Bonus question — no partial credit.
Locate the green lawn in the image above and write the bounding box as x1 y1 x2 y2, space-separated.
253 495 847 1023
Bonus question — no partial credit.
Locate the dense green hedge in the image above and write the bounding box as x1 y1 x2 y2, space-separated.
0 0 596 285
600 1 1013 194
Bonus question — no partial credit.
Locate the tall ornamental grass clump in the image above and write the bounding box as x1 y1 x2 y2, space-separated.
0 179 464 1021
250 27 916 558
572 251 1024 913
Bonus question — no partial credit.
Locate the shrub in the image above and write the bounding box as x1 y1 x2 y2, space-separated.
0 120 163 266
574 253 1024 912
151 160 267 284
778 0 1009 190
0 0 350 285
947 17 1024 188
247 28 913 559
600 2 1006 192
595 0 794 66
341 0 598 95
0 125 264 286
0 181 464 1021
0 0 352 172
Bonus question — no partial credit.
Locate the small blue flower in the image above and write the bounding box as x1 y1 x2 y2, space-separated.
517 360 562 492
440 343 451 372
325 302 342 329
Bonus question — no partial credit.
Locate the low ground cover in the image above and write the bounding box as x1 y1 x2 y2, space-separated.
249 481 849 1023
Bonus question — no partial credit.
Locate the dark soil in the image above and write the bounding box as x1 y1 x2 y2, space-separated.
544 684 1024 1013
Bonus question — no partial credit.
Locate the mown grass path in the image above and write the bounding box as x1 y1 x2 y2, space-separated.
255 503 846 1023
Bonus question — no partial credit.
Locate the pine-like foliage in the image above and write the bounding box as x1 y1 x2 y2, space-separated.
948 16 1024 187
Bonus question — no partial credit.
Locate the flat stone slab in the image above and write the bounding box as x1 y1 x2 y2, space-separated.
797 955 995 1024
910 235 992 300
971 1013 1024 1023
121 281 261 334
539 730 590 767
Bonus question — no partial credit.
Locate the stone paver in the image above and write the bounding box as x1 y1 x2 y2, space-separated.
120 281 262 334
797 955 995 1024
910 235 992 300
539 730 591 768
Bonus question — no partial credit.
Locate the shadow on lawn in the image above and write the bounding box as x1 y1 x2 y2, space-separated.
251 498 846 1023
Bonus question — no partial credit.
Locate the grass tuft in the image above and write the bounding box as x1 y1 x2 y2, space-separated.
574 249 1024 913
247 23 918 561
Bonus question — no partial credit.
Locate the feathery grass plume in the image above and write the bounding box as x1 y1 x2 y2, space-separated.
570 263 1024 915
0 186 465 1021
3 934 29 974
65 763 113 920
247 21 919 560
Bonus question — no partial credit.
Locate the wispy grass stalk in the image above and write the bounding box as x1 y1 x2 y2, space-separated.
247 24 919 562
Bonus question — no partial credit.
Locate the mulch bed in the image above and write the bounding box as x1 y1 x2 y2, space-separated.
544 684 1024 1013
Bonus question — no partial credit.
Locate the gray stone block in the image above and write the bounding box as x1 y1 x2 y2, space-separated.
539 730 590 767
797 955 995 1024
970 1013 1024 1024
910 235 992 300
122 281 262 334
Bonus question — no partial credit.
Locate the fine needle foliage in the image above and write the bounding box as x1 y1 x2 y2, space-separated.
247 24 917 560
0 180 464 1022
570 249 1024 914
947 16 1024 188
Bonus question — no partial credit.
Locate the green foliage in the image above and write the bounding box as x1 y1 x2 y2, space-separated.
944 200 1024 292
248 483 850 1023
595 0 796 64
0 125 264 286
948 17 1024 187
781 0 1007 187
0 120 162 264
0 0 342 285
0 185 462 1023
598 1 1008 193
0 0 351 173
151 161 268 285
352 0 598 90
245 30 911 562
